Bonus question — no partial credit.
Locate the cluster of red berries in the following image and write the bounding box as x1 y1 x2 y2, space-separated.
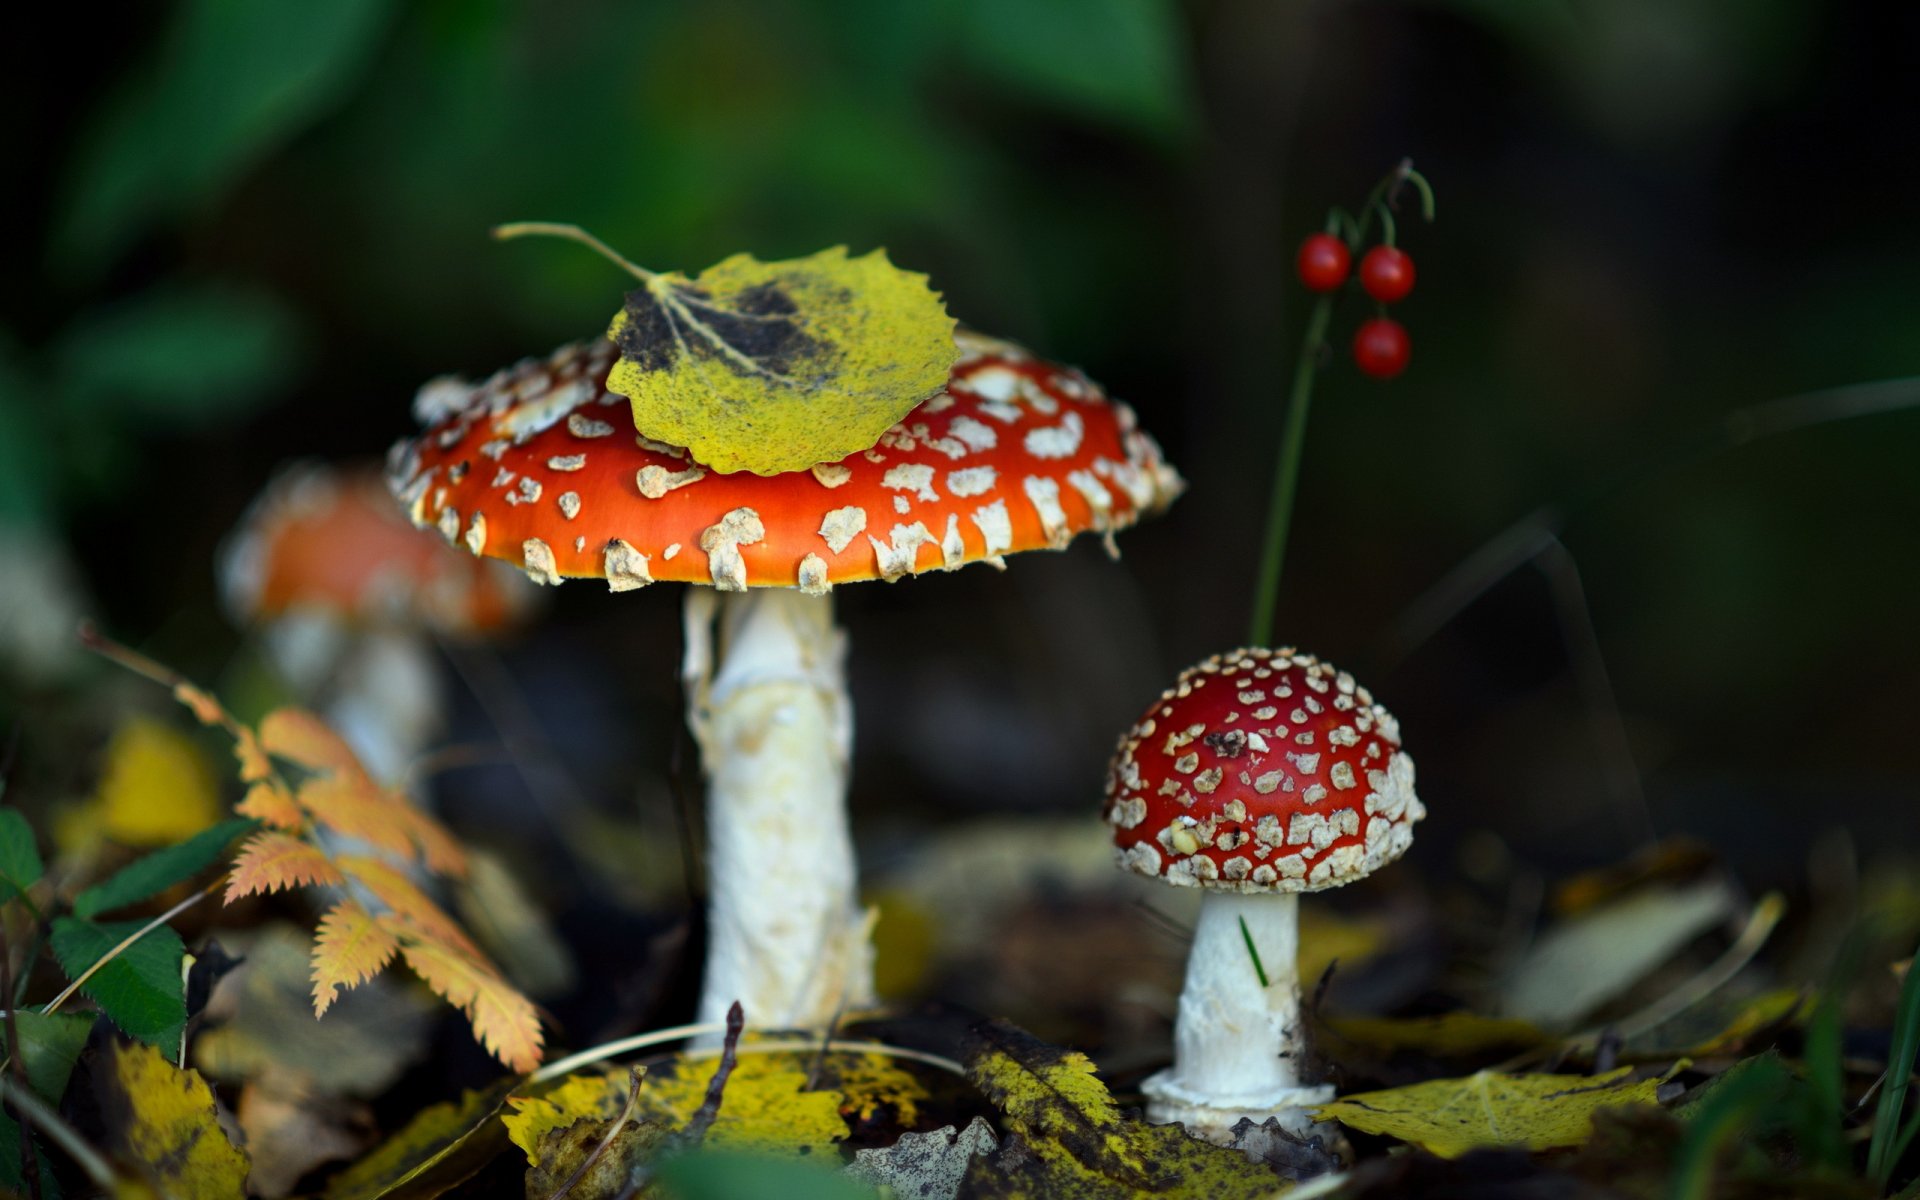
1295 233 1416 380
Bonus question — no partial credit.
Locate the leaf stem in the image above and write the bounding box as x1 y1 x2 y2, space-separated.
42 881 217 1016
1248 294 1333 647
491 223 657 284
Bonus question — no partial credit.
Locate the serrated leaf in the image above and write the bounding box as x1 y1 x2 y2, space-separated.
605 245 958 475
13 1010 97 1104
0 807 44 902
960 1020 1285 1199
93 715 222 847
237 779 304 829
259 707 364 775
397 936 543 1074
225 831 344 901
196 925 433 1098
1313 1063 1685 1158
75 818 258 918
846 1118 998 1200
298 775 418 860
90 1040 249 1198
340 856 482 959
49 916 187 1047
312 898 400 1015
321 1079 517 1200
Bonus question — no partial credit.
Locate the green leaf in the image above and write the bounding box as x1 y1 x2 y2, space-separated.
0 808 44 904
952 0 1192 136
13 1011 98 1105
654 1150 878 1200
55 284 304 423
0 1112 63 1200
48 917 187 1047
0 339 57 528
75 818 258 919
53 0 397 276
604 245 958 475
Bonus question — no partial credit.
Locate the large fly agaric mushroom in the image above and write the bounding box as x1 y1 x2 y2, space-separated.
388 330 1182 1029
1106 647 1423 1140
221 462 537 782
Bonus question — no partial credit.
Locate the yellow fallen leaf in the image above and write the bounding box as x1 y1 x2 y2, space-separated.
92 1041 249 1199
94 716 220 846
504 1072 630 1163
962 1020 1290 1199
604 245 958 475
1313 1062 1685 1158
322 1079 517 1200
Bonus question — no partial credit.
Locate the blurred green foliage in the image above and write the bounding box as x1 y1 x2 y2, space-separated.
3 0 1917 870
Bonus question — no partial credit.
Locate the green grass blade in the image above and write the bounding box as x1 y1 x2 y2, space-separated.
1870 943 1920 1188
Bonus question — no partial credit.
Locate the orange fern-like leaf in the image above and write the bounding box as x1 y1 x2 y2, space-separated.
398 934 543 1074
237 780 304 830
296 775 417 861
259 708 363 776
226 833 344 903
338 856 483 960
392 805 468 879
312 899 399 1016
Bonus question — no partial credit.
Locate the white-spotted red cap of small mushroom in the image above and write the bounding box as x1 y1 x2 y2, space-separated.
385 330 1184 592
221 461 537 636
1106 648 1423 893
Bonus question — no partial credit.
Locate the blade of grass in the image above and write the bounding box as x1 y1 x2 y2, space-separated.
1869 939 1920 1188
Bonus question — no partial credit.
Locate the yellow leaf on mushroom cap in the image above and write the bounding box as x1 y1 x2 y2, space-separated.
605 246 959 476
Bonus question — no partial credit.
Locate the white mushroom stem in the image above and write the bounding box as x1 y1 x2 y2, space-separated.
681 586 874 1031
1142 890 1333 1141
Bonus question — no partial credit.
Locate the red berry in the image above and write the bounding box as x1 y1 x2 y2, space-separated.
1359 245 1416 303
1352 318 1410 379
1295 233 1351 292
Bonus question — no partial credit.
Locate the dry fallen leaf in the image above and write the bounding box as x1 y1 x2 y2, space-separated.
1313 1062 1685 1158
91 1040 250 1199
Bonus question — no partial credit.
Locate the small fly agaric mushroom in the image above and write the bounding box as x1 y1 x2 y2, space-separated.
387 330 1182 1029
221 461 537 782
1106 647 1423 1140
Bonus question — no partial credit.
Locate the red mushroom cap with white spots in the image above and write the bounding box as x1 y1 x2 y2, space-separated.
1106 648 1423 893
221 462 536 635
386 331 1183 593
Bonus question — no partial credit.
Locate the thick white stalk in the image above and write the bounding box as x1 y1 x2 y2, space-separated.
682 587 873 1030
322 628 443 785
1143 890 1333 1140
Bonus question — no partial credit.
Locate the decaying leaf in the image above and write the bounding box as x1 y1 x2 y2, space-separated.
846 1117 998 1200
1501 879 1736 1028
1313 1062 1685 1158
92 715 222 846
1225 1117 1344 1181
238 1071 373 1198
91 1040 250 1199
520 1048 855 1160
604 245 959 475
523 1115 669 1200
197 925 435 1098
504 1073 632 1162
960 1020 1290 1199
322 1079 518 1200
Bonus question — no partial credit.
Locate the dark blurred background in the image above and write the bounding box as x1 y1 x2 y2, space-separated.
4 0 1918 919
